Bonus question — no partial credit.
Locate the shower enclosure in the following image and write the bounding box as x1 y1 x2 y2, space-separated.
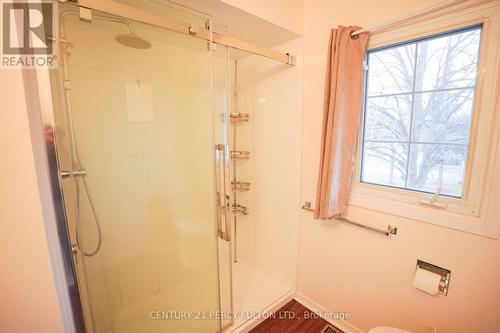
45 1 302 332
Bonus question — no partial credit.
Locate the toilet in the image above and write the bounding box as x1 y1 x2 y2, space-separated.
369 327 413 333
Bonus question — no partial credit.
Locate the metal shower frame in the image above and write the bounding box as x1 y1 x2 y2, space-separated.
64 0 296 66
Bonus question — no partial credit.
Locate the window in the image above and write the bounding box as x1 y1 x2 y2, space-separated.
351 5 500 237
360 26 482 198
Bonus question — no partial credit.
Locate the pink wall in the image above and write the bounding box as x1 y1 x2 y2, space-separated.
298 0 500 332
0 69 64 333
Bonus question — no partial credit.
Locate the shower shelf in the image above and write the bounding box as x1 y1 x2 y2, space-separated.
232 203 249 216
230 150 250 159
230 112 250 122
232 181 251 192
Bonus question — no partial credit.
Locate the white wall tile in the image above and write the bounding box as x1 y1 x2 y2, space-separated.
117 256 159 306
114 228 154 264
157 250 190 291
105 155 153 234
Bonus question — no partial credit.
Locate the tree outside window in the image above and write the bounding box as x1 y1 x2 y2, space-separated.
361 26 482 197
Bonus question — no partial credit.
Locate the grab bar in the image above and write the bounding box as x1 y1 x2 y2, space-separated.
301 201 397 237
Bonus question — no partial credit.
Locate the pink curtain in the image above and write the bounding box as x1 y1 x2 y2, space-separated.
314 26 369 219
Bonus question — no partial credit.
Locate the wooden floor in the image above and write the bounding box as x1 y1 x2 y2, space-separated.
248 299 344 333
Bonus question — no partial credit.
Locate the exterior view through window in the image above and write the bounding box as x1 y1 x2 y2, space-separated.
360 25 482 197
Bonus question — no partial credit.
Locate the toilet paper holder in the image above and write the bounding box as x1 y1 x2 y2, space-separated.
416 260 451 296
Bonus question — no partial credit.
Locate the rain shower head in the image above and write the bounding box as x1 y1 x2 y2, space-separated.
115 33 152 49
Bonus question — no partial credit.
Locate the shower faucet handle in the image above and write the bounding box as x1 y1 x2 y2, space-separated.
230 113 250 122
232 204 249 216
232 181 251 192
230 150 250 159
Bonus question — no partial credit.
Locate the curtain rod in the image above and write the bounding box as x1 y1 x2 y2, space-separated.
351 0 494 36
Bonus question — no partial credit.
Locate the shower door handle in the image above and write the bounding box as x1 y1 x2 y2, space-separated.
215 144 231 241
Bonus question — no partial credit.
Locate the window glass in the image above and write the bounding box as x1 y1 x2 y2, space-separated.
361 26 482 197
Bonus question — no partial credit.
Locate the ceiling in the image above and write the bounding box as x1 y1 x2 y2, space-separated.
174 0 300 47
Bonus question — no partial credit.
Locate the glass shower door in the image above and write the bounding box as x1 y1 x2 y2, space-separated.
212 31 234 330
52 2 224 332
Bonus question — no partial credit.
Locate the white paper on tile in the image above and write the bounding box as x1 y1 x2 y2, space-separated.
125 82 154 122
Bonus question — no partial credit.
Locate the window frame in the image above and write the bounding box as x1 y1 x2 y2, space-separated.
350 2 500 238
359 24 482 199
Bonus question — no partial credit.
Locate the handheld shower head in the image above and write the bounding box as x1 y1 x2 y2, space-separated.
115 33 152 49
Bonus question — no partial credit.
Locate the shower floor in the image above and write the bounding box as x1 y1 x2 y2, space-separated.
104 270 220 333
100 259 290 333
228 258 291 331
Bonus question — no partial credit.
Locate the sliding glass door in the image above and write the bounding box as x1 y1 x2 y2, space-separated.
51 2 226 332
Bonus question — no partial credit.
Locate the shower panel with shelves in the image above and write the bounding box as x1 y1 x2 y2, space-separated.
230 60 250 264
223 40 302 331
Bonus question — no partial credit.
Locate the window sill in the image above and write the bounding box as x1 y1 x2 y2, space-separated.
349 189 499 238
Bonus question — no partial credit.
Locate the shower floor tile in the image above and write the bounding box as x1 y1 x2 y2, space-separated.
248 300 344 333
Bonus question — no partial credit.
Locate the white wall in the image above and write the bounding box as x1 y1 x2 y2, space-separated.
298 1 500 333
220 0 303 35
0 70 64 333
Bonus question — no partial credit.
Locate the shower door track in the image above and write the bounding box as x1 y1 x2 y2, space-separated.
65 0 296 66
